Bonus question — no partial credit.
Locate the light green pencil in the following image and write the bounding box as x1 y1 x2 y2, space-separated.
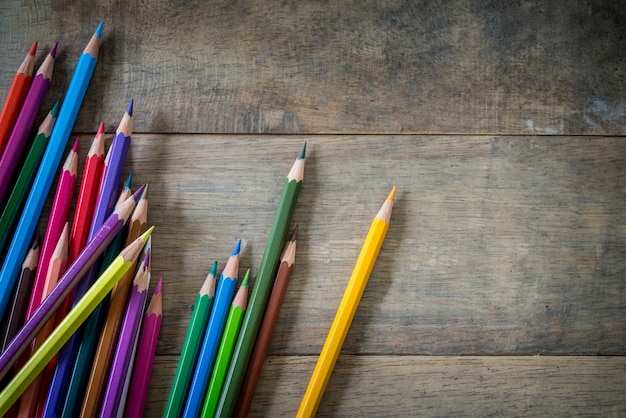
164 261 218 417
0 228 153 416
201 269 250 418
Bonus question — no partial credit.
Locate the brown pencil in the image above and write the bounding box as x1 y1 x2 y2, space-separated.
80 185 148 417
234 226 298 418
0 234 39 353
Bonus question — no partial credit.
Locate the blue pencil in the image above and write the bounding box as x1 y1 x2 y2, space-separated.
0 22 102 321
182 240 241 418
43 99 134 418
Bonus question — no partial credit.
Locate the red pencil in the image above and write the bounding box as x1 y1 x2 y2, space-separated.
0 41 37 156
125 276 163 418
16 223 69 418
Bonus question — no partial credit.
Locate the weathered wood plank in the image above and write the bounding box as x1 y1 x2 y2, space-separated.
86 134 626 356
0 1 624 134
145 355 626 417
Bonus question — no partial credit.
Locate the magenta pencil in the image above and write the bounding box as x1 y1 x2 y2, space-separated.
0 43 57 202
125 277 163 418
24 139 78 322
99 244 151 417
0 188 142 382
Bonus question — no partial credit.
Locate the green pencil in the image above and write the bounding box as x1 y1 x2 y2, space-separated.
164 261 218 418
201 269 250 418
0 100 59 254
215 143 305 416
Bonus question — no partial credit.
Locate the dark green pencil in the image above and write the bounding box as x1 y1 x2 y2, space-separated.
215 143 305 417
0 100 59 254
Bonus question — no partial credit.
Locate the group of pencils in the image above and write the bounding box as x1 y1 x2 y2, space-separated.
0 22 162 417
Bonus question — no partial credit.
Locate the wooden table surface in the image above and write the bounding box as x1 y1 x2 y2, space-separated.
1 1 625 416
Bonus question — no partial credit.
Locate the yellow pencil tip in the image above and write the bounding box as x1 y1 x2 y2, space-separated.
387 186 397 202
140 226 155 243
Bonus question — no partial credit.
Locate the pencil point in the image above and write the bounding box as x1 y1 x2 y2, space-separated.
97 121 105 135
241 269 250 286
95 21 104 38
290 225 298 241
133 184 146 200
125 172 133 189
154 276 163 295
71 137 79 152
28 41 37 56
139 183 148 200
298 142 306 159
388 186 396 202
140 226 155 243
210 260 218 277
51 100 61 117
50 41 58 58
232 239 242 256
126 99 134 116
31 232 40 249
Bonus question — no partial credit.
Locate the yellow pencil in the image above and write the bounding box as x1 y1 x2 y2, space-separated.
0 227 154 416
297 187 396 418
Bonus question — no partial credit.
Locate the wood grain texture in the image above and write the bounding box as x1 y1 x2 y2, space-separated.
146 355 626 417
0 1 624 134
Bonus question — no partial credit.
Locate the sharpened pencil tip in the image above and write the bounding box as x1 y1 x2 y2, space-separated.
388 186 396 202
31 232 40 249
126 99 134 116
140 226 155 243
95 21 104 38
125 172 133 189
241 269 250 286
28 41 37 56
97 122 105 135
232 239 242 256
133 184 146 200
298 142 306 159
290 225 298 241
50 41 58 58
71 138 79 152
154 276 163 294
210 260 218 278
51 100 61 117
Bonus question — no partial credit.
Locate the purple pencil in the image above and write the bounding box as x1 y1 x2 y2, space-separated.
0 187 143 382
0 43 57 202
100 243 151 417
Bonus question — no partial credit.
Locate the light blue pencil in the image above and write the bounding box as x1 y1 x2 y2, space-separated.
182 240 241 418
0 22 102 321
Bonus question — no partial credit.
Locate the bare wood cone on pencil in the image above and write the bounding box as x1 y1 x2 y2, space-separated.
234 226 298 418
297 187 396 418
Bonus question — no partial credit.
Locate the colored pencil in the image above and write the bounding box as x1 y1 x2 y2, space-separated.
183 240 242 418
80 183 147 418
99 244 151 418
0 101 58 255
215 143 306 417
297 187 396 417
0 227 153 416
0 43 57 202
0 41 37 156
24 139 78 323
0 188 140 382
124 276 163 418
0 22 101 322
164 261 217 418
0 235 39 353
16 223 68 418
201 269 250 418
235 227 298 418
46 98 133 416
61 177 135 418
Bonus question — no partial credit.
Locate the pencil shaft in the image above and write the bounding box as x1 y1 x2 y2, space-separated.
164 262 216 418
0 24 100 322
0 41 36 156
215 147 305 417
0 101 57 255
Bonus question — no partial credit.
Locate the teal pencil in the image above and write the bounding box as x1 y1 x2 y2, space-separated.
0 22 102 320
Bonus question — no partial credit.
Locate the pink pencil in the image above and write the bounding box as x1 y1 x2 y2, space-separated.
124 277 163 418
24 139 78 322
0 43 57 202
